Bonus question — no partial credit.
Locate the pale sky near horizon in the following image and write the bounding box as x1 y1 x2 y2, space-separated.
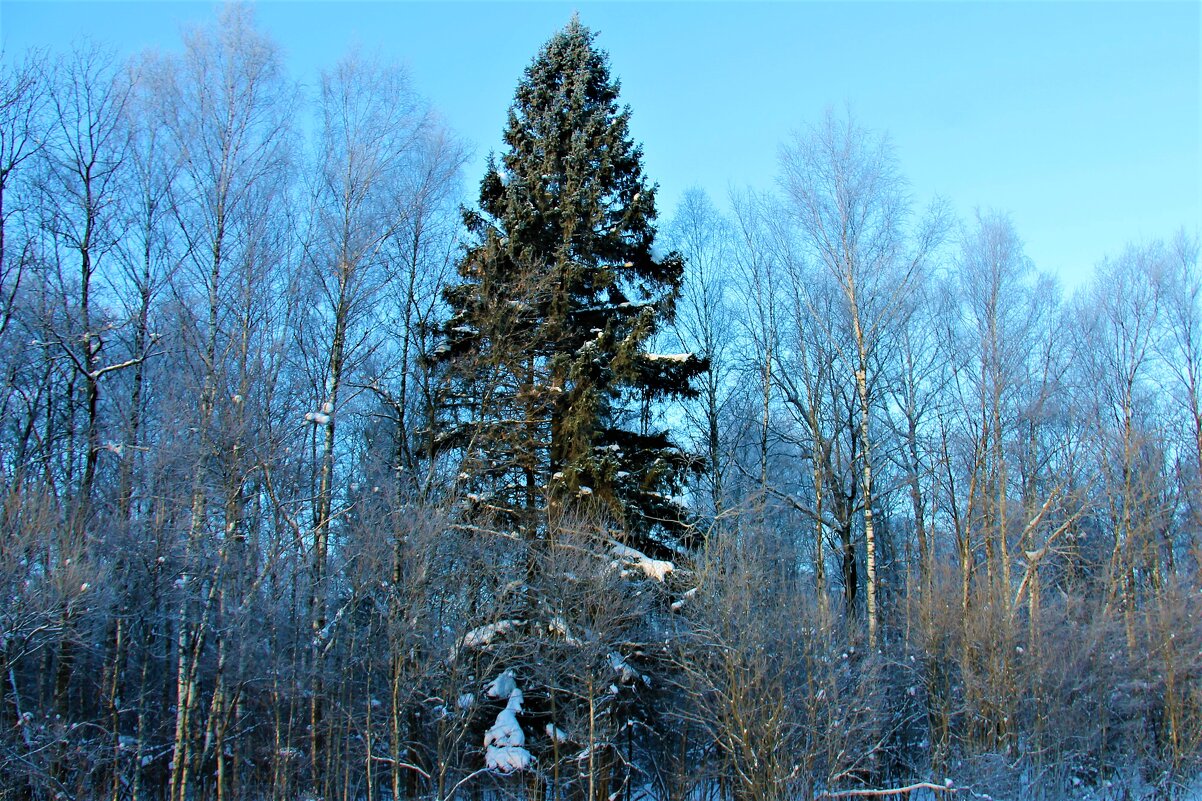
2 1 1198 290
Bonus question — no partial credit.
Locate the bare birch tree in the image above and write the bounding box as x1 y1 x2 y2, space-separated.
1078 244 1169 652
665 188 740 520
780 110 945 648
0 50 48 340
154 8 294 798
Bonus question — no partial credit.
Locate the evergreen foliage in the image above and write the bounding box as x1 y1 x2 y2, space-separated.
437 17 706 551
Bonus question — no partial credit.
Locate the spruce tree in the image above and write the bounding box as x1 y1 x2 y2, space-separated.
438 17 705 556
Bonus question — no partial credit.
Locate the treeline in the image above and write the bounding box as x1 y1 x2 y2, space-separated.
0 6 1199 801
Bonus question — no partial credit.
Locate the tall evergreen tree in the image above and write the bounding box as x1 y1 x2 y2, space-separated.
438 17 705 555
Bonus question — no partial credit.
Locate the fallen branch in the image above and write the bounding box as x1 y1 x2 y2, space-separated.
368 755 431 780
438 767 491 801
817 782 959 799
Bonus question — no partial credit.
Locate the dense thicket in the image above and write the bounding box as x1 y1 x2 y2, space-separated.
0 9 1199 801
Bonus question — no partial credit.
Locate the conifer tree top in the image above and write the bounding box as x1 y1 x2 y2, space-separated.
466 17 675 297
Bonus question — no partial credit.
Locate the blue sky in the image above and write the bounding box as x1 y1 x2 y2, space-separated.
2 1 1198 288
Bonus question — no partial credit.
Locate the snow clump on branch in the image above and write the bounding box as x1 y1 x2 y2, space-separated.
483 669 533 773
610 542 674 581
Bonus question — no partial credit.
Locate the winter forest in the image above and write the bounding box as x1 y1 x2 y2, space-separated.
0 5 1200 801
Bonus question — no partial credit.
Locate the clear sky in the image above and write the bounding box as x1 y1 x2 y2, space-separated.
2 1 1198 288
